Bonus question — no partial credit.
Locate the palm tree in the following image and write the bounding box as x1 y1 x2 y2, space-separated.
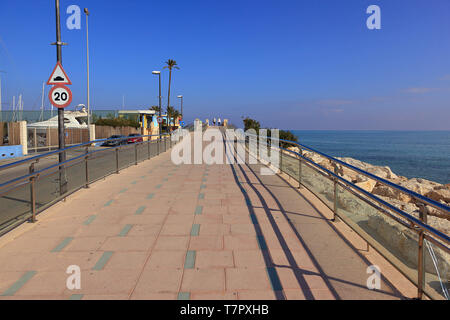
150 105 161 112
167 106 181 129
163 59 180 116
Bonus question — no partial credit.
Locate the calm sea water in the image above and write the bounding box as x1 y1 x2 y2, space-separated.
290 131 450 185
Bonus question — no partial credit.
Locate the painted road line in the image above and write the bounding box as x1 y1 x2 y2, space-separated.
194 206 203 215
104 200 113 207
140 176 146 179
83 215 97 226
51 237 74 252
69 294 84 300
119 224 133 237
147 193 154 200
177 292 190 300
200 185 206 189
135 206 146 215
184 251 196 269
156 184 162 189
191 224 200 236
119 188 128 194
163 178 168 182
131 181 137 185
202 178 207 182
1 271 37 296
92 251 114 270
198 193 205 200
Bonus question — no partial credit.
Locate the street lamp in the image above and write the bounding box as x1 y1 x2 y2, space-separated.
177 95 183 121
84 8 91 140
152 71 162 135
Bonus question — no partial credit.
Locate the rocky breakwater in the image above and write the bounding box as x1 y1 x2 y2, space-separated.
286 146 449 280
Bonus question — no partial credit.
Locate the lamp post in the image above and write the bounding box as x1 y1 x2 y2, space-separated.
84 8 91 140
177 95 183 121
152 71 162 135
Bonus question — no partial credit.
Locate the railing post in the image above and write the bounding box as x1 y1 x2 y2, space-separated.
84 146 89 188
279 147 283 174
34 128 37 153
29 162 36 223
115 147 119 174
333 163 338 221
158 137 160 155
147 138 150 159
135 142 138 165
417 206 428 299
298 148 302 189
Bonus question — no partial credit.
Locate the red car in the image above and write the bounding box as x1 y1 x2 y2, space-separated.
127 133 143 144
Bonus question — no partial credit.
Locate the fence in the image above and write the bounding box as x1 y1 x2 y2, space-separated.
27 127 90 152
0 122 21 146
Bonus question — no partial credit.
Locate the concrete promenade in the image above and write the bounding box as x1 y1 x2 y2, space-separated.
0 129 408 300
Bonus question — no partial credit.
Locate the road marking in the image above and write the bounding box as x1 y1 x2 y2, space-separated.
177 292 190 300
83 215 97 226
194 206 203 215
184 251 196 269
191 224 200 236
1 271 37 296
119 224 133 236
156 184 162 189
92 251 114 270
119 188 128 194
135 206 146 215
163 178 168 182
52 237 74 252
69 294 84 300
198 193 204 200
200 185 206 189
131 181 137 185
146 193 154 200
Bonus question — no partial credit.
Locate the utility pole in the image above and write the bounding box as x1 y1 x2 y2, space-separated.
84 8 91 140
53 0 67 195
0 72 3 122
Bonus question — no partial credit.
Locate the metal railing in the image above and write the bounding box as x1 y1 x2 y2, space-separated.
0 131 179 237
244 132 449 300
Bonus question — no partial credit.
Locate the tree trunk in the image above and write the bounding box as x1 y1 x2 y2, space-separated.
167 69 172 111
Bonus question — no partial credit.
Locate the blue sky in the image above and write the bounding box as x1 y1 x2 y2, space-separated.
0 0 449 129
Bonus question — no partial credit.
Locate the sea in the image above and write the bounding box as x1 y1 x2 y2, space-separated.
290 131 450 185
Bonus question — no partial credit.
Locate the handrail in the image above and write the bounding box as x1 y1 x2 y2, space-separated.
246 133 450 213
0 133 169 173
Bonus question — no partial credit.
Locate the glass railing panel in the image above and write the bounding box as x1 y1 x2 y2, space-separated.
118 145 135 170
88 149 115 182
424 238 450 300
281 152 298 180
300 162 334 209
0 183 32 231
65 160 86 194
35 169 61 210
336 184 419 285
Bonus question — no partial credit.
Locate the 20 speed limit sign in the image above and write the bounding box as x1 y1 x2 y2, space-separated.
49 85 72 108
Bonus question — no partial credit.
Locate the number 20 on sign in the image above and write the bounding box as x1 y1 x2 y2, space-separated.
49 85 72 109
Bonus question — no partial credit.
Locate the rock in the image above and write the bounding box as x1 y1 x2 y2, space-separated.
366 166 398 180
425 189 450 204
355 179 377 193
372 184 412 203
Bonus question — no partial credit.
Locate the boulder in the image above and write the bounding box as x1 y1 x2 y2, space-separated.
372 184 412 203
355 179 377 193
425 189 450 204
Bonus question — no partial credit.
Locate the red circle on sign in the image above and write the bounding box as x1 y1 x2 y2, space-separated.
157 116 163 123
49 85 72 109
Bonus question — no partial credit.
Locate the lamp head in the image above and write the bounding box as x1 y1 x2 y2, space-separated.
84 8 90 15
152 71 161 75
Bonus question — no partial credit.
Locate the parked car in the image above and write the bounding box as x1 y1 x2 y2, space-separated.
127 133 143 144
101 135 127 147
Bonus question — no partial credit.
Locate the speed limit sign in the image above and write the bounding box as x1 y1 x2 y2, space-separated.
49 85 72 108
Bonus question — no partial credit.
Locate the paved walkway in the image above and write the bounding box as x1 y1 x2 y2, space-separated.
0 130 405 300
